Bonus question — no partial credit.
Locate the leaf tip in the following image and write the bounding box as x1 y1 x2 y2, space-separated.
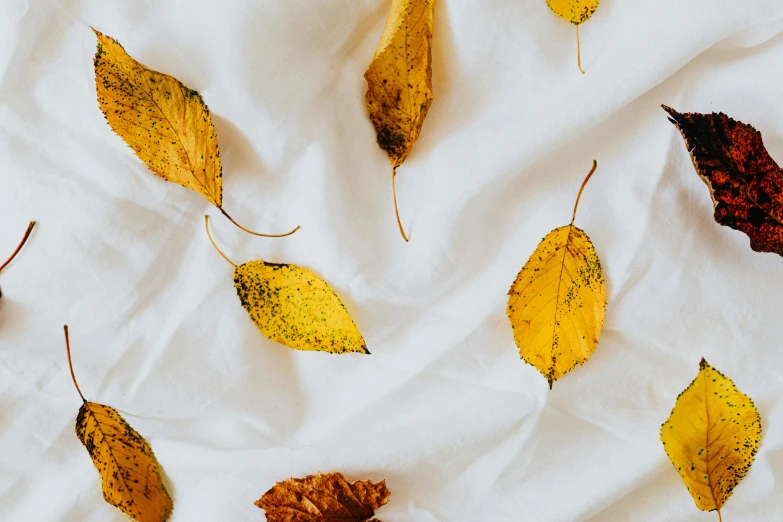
699 357 709 370
662 105 682 123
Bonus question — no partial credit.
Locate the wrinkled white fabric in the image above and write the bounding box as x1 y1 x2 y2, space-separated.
2 0 783 520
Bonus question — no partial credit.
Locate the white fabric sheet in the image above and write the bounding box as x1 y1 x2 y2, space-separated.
2 0 783 520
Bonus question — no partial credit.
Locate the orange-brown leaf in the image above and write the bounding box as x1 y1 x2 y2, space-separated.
255 472 390 522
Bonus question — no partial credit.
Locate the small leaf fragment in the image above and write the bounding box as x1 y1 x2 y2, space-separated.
546 0 599 73
93 29 222 206
76 402 173 522
506 162 606 387
256 472 390 522
365 0 435 168
235 261 368 354
660 358 761 515
664 105 783 257
546 0 599 24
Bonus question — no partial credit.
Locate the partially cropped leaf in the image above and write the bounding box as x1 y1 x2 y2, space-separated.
664 105 783 257
546 0 599 73
76 403 173 522
365 0 434 168
93 29 222 206
507 162 606 387
547 0 599 24
365 0 435 240
235 261 368 354
66 327 172 522
255 472 390 522
661 358 761 517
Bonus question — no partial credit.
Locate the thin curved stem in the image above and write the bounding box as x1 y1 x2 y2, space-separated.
64 325 86 403
392 167 409 242
0 221 35 274
576 25 585 74
571 160 598 225
204 216 238 268
717 509 723 522
219 207 299 238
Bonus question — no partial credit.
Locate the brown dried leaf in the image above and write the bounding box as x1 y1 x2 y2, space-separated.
255 472 390 522
664 105 783 257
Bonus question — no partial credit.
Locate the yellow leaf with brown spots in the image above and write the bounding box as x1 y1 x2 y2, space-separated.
661 359 762 518
506 161 606 388
255 472 390 522
94 29 221 206
66 327 172 522
364 0 435 241
235 261 368 354
546 0 599 73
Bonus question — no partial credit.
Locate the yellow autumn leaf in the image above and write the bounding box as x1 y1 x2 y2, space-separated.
93 29 297 238
205 217 368 354
65 326 172 522
365 0 435 241
546 0 599 74
661 358 762 519
506 161 606 388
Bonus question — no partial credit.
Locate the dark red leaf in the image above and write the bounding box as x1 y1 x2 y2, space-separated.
664 105 783 256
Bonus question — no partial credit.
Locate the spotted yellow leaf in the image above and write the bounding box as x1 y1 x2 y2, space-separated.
507 161 606 388
93 29 222 206
546 0 599 73
661 358 762 519
205 217 368 354
66 326 172 522
92 29 297 238
365 0 435 241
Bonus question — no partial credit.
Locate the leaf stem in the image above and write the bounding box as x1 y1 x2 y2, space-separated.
392 167 409 242
571 160 598 225
0 221 35 274
576 25 585 74
219 207 299 238
64 325 86 403
717 509 722 522
204 216 238 268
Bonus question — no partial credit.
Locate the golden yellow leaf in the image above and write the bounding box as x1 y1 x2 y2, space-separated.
255 472 390 522
93 29 222 207
205 217 368 354
661 358 762 519
93 29 298 238
66 326 172 522
506 161 606 388
546 0 599 73
365 0 435 241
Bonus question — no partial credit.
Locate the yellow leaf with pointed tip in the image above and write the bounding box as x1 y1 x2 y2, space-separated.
364 0 435 241
76 403 173 522
66 327 172 522
235 261 369 354
547 0 599 24
365 0 434 168
506 162 606 387
661 359 762 517
93 29 222 207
